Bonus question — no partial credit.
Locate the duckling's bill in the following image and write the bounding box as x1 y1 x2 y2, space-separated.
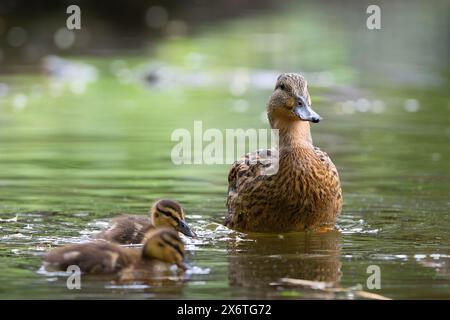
177 219 197 238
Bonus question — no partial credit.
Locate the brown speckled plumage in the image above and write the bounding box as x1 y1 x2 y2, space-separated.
225 73 342 232
43 241 135 274
94 215 153 244
43 228 186 276
94 199 196 244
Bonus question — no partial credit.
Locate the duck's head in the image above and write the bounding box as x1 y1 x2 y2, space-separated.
142 228 186 270
151 199 196 238
267 73 322 127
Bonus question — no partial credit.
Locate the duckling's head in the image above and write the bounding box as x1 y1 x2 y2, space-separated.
142 228 186 270
151 199 196 238
267 73 322 127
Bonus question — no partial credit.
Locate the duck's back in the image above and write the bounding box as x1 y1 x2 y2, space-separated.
43 242 135 274
94 215 153 244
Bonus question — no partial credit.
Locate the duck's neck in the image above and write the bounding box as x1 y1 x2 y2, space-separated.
272 119 313 151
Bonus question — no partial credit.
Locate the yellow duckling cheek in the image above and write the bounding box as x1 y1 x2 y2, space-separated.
156 217 176 229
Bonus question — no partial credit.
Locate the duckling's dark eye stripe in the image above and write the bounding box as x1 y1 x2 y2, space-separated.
157 205 180 223
161 234 184 257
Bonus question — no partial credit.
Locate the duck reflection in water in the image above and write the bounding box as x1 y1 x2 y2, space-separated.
227 231 342 296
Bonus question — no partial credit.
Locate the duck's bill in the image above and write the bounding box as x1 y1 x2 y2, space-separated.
177 220 197 238
293 105 322 123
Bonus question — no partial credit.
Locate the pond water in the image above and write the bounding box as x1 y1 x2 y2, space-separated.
0 1 449 299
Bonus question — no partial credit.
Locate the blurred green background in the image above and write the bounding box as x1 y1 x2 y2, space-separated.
0 0 449 299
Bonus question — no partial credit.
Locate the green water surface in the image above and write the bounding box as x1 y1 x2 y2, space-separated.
0 1 449 299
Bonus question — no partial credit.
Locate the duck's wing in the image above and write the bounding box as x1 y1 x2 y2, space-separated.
43 242 133 274
227 149 271 200
226 149 277 225
94 215 153 244
313 146 340 179
313 146 342 201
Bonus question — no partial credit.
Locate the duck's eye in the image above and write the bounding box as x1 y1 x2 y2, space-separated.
279 84 286 91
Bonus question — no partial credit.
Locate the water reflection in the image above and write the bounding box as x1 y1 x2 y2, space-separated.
227 231 342 294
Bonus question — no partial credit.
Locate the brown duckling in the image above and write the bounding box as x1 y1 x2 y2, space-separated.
95 199 196 244
225 73 342 232
43 228 186 275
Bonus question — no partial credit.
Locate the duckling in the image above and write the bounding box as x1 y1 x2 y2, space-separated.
225 73 342 232
94 199 196 244
43 228 186 275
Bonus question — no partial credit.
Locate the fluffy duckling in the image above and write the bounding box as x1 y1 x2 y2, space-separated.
95 199 196 244
225 73 342 232
43 228 186 275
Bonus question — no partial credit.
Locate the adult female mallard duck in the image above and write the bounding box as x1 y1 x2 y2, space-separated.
225 73 342 232
43 228 186 275
94 199 196 244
